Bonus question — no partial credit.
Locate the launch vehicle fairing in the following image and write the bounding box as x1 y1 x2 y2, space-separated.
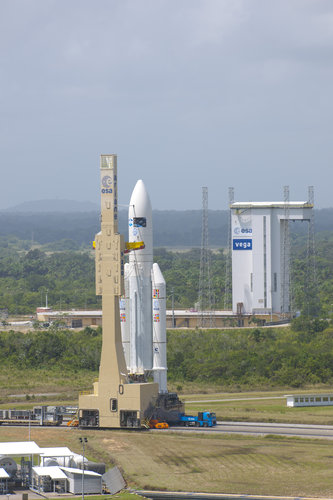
121 180 168 393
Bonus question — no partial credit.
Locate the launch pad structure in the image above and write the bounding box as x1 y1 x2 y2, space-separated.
79 155 159 428
230 194 314 318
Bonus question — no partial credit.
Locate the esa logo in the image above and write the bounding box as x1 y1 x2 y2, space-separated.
101 175 113 193
234 227 252 235
102 175 112 187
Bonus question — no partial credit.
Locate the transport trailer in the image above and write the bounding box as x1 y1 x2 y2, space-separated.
178 411 217 427
0 406 65 426
0 409 40 425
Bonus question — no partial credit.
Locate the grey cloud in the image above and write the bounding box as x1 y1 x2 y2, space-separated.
0 0 332 210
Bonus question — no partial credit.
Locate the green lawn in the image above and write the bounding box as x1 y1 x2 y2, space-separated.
2 424 333 497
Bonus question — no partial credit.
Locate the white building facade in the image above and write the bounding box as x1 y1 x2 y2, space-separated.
231 201 313 316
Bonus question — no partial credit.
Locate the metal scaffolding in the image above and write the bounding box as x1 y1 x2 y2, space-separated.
280 185 291 316
224 187 234 310
306 185 318 316
198 187 215 327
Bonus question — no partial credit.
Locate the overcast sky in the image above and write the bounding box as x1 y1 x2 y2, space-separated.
0 0 332 210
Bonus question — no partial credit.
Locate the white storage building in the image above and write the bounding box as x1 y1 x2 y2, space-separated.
61 467 102 494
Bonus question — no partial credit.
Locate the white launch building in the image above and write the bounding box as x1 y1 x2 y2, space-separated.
120 180 167 394
231 201 313 316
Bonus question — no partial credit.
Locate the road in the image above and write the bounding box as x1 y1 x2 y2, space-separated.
163 421 333 439
4 419 333 439
185 396 285 403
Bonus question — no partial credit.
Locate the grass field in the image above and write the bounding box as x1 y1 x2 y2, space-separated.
182 390 333 425
0 367 96 402
3 372 333 497
2 425 333 497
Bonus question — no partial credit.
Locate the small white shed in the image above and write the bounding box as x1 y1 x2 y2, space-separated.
32 466 68 493
61 467 102 494
286 394 333 407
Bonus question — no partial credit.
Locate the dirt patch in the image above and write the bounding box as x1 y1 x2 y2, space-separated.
101 437 129 452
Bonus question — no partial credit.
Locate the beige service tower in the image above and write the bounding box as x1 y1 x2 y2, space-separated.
79 155 158 428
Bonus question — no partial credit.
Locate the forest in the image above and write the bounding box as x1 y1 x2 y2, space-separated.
0 232 331 316
0 209 331 390
0 226 332 316
0 321 331 388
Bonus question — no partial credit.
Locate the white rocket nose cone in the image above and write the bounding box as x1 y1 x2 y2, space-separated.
129 180 152 217
152 263 166 286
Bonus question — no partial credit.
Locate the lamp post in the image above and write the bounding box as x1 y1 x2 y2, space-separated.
79 437 87 500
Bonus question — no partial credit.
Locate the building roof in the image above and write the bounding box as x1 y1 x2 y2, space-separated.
166 309 235 317
37 310 102 318
0 441 41 456
231 201 312 209
0 468 10 479
33 466 67 480
38 308 246 320
39 447 74 458
61 467 101 477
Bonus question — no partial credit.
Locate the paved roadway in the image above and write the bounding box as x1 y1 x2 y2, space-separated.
185 396 285 403
137 491 331 500
5 420 333 440
163 421 333 439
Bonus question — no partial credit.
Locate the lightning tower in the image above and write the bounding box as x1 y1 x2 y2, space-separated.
280 185 291 316
198 187 215 327
224 187 234 310
306 186 318 316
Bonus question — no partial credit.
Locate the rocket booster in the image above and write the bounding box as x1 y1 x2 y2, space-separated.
152 262 167 393
121 179 168 393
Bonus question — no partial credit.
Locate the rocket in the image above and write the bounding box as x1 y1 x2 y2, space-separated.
120 180 167 393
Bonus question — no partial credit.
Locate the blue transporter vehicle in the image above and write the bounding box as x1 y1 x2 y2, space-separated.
179 411 217 427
